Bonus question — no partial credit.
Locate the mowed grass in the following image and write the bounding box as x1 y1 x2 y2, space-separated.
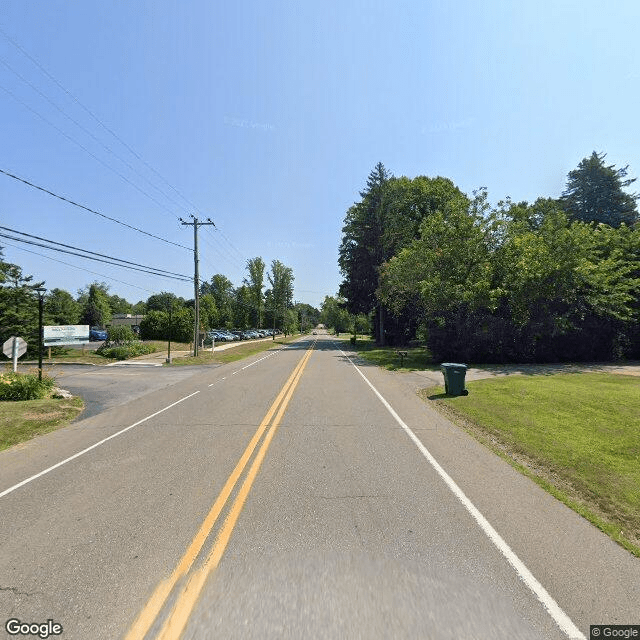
349 338 438 372
0 396 84 451
425 373 640 556
169 336 302 366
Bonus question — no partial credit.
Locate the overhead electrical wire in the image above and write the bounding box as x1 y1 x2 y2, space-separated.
0 82 184 223
0 227 191 282
0 54 199 220
0 25 202 215
0 225 189 278
0 26 256 278
0 168 191 251
0 239 154 293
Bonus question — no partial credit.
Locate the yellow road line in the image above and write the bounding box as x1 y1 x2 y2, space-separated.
125 346 314 640
156 346 314 640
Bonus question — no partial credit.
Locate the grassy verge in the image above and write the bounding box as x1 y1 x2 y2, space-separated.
422 373 640 557
168 336 302 366
0 396 84 451
347 338 438 372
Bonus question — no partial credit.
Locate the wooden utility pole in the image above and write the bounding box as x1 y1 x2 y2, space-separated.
180 216 215 356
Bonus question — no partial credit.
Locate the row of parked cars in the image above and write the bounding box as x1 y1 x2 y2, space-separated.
206 328 281 342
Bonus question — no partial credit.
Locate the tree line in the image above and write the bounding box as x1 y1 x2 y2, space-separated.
1 251 319 351
339 153 640 362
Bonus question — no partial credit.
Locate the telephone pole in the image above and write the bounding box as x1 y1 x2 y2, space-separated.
180 216 215 356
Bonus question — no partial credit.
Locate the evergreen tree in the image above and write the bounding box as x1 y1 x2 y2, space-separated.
45 288 81 325
338 162 392 344
561 151 638 227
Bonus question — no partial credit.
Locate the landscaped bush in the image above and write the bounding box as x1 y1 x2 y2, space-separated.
0 371 55 401
97 342 157 360
107 325 137 344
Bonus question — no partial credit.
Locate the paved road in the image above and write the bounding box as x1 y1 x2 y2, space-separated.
1 335 638 639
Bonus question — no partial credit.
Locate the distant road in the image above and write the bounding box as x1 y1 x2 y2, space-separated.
1 334 638 639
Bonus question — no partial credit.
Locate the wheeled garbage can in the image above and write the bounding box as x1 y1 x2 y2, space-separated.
440 363 469 396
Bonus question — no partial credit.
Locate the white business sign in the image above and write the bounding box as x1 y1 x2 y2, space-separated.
43 325 90 346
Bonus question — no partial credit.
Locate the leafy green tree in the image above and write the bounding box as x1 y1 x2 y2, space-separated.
109 294 132 315
338 162 391 344
561 151 639 227
44 288 80 325
282 308 298 336
243 257 265 328
0 257 42 352
140 307 194 342
78 282 112 327
201 274 234 327
232 286 251 329
293 302 321 332
145 292 184 312
199 293 218 330
132 300 146 314
320 296 351 334
267 260 294 333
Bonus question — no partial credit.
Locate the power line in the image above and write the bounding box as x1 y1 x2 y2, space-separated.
0 225 189 278
0 25 203 214
0 230 191 282
0 54 194 219
0 238 155 293
0 82 183 222
0 168 191 251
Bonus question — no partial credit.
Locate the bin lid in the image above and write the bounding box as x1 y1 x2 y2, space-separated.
440 362 467 370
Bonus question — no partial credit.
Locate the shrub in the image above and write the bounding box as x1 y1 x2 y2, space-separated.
97 342 157 360
0 371 55 401
107 325 137 345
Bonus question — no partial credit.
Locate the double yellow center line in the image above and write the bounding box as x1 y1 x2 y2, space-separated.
126 343 315 640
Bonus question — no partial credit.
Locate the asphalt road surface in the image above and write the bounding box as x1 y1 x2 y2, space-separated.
1 334 638 639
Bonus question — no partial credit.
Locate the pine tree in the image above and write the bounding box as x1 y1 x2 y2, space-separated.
561 151 638 227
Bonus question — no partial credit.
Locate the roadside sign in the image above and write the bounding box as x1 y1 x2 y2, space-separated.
43 325 90 346
3 336 27 359
3 336 28 372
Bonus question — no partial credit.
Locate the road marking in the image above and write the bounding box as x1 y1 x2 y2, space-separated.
339 348 586 640
125 346 314 640
157 346 314 640
0 392 200 500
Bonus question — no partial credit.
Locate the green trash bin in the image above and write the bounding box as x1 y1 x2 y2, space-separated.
440 363 469 396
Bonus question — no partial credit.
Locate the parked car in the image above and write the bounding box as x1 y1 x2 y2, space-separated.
89 327 108 341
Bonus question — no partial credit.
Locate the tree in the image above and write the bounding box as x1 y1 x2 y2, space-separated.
293 302 321 332
232 286 251 329
199 293 218 330
79 283 112 327
267 260 294 332
108 294 132 315
561 151 639 228
320 296 351 334
0 256 43 352
45 288 80 325
243 257 265 328
338 162 391 344
145 292 184 312
201 274 235 327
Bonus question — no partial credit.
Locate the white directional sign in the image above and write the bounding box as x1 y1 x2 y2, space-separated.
43 325 90 346
3 336 27 359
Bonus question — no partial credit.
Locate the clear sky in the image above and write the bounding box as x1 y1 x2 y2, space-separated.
1 1 639 310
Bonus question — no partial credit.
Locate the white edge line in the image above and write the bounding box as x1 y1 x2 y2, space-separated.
339 348 586 640
0 391 200 500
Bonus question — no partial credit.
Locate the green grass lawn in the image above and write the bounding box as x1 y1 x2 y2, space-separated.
0 396 84 451
348 338 438 372
169 336 302 366
424 373 640 557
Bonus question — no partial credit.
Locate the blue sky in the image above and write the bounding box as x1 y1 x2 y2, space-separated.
1 1 639 309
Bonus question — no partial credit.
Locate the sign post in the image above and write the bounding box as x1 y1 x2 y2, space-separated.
3 336 28 372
